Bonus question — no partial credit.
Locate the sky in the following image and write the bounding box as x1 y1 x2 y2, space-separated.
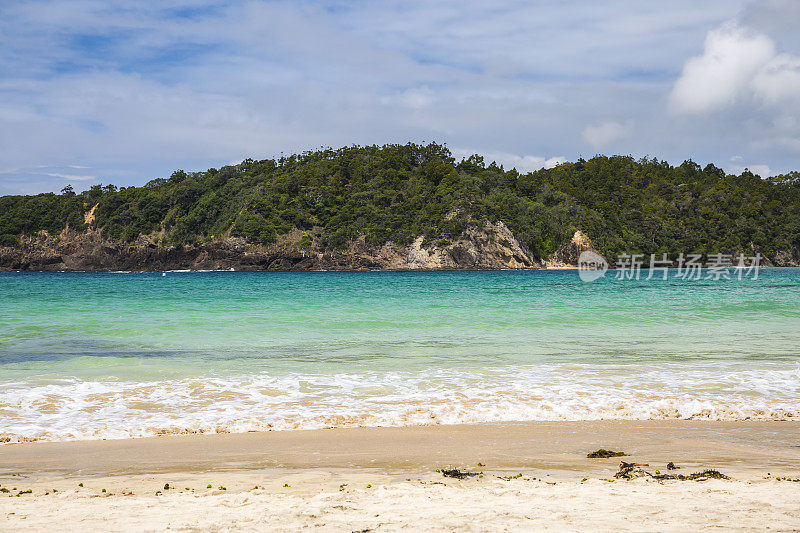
1 0 799 195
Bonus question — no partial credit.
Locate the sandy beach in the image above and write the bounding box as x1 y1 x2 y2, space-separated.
2 420 799 531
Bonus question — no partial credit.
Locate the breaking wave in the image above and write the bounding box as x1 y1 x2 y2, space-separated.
1 361 799 443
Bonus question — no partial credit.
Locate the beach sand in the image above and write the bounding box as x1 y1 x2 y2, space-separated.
2 420 799 531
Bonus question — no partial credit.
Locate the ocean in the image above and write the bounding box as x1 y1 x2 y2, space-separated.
1 269 798 442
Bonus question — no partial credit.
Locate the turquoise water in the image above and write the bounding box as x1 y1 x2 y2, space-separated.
1 269 799 441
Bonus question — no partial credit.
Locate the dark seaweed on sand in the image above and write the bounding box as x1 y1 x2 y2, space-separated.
441 469 481 479
587 449 627 458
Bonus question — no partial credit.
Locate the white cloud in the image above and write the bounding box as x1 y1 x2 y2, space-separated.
752 53 800 105
507 155 566 172
581 121 632 150
669 23 776 114
451 148 565 172
664 8 800 175
670 21 800 114
46 172 95 181
729 156 771 177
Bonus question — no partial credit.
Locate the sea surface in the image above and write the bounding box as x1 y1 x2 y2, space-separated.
1 269 799 442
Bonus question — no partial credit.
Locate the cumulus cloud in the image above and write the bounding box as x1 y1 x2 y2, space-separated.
729 156 771 177
670 23 775 114
665 5 800 167
752 54 800 105
486 153 566 173
450 148 565 173
581 120 632 150
670 21 800 114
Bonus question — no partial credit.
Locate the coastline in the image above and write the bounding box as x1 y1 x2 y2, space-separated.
2 421 800 531
5 265 800 273
4 420 800 477
2 226 798 273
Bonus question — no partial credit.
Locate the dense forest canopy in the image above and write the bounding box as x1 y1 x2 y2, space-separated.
1 142 799 261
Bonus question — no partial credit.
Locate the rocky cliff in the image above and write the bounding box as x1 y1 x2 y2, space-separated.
772 248 800 267
0 220 542 272
3 223 797 272
544 230 606 268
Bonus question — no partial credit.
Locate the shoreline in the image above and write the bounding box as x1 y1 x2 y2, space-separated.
3 420 799 478
6 266 555 273
4 265 799 273
3 420 800 531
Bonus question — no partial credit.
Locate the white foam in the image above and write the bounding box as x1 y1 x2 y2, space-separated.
1 362 798 442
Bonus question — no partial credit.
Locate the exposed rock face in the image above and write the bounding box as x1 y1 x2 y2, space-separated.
394 221 539 270
544 230 606 268
772 247 800 267
4 224 795 272
0 221 540 272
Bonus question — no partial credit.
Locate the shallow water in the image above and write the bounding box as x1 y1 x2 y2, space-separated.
1 269 799 441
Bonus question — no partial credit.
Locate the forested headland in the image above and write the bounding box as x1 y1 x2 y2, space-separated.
1 142 799 271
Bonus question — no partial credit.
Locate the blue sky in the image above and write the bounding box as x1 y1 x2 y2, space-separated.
1 0 799 194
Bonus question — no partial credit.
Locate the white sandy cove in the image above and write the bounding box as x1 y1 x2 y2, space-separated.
4 474 800 532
